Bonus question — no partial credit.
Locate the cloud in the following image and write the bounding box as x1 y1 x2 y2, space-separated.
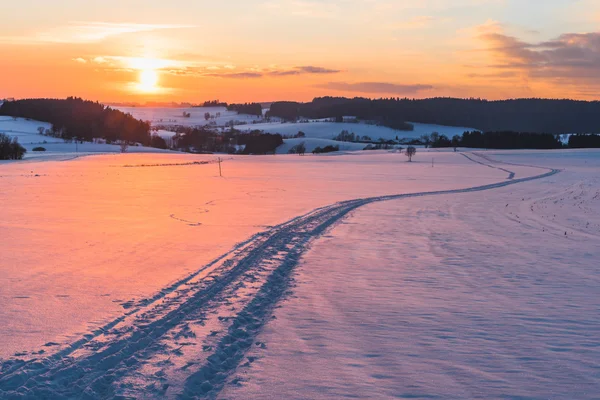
318 81 434 94
74 55 342 81
479 31 600 83
268 65 341 76
205 72 264 79
199 65 341 78
467 71 517 78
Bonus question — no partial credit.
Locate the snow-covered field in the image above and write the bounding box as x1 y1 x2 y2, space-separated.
0 118 176 162
1 148 599 398
114 106 265 128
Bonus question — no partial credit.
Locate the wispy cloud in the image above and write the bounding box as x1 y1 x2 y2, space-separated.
205 72 264 79
318 81 434 94
2 22 195 44
268 66 341 76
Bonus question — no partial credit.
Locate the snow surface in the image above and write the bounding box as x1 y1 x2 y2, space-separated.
223 150 600 400
114 106 265 128
1 149 599 398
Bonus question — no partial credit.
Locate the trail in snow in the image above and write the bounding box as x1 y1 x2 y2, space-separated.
460 153 515 179
0 159 559 399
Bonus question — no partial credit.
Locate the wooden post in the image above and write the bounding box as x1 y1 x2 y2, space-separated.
218 157 222 177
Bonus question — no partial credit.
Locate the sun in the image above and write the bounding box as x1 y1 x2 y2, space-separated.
137 69 159 93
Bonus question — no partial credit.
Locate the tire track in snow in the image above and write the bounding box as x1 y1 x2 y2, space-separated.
0 163 559 399
460 153 515 179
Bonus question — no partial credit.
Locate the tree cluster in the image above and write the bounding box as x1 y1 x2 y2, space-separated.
457 131 562 149
201 100 228 108
226 103 263 116
0 133 26 160
172 127 282 154
568 134 600 148
238 131 283 154
0 98 152 146
288 142 306 155
312 145 339 154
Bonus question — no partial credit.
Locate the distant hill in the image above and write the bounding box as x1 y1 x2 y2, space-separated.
268 97 600 134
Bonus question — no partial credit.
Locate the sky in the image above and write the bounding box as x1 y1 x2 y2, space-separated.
1 0 599 103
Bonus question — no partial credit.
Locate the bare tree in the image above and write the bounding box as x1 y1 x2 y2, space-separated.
288 141 306 155
420 134 431 148
120 141 129 153
37 127 45 135
405 146 416 162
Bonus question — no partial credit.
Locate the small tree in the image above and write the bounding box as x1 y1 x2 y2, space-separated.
451 135 461 152
288 141 306 155
204 112 211 121
297 142 306 155
120 141 129 153
37 127 46 135
405 146 416 162
420 134 431 148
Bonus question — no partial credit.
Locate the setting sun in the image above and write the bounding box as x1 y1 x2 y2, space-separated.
137 69 159 93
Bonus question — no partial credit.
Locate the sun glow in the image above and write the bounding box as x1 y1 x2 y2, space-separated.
137 69 159 93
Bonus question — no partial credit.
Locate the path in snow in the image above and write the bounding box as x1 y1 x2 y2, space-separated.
0 157 558 399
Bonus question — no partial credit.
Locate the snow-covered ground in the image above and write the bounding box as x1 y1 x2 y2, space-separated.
223 150 600 400
1 149 598 398
235 121 473 142
114 106 265 128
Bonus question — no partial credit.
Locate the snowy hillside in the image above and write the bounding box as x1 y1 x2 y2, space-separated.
114 106 265 128
235 121 473 141
0 117 176 161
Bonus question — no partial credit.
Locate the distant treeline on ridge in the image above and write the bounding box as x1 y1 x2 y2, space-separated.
268 97 600 134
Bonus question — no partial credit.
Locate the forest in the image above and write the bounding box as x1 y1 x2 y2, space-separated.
268 97 600 134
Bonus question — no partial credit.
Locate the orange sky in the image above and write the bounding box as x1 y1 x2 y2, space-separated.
1 0 599 103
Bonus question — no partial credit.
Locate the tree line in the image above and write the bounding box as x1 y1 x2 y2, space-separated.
200 100 228 108
0 98 153 145
268 97 600 134
226 103 263 116
173 127 282 154
424 131 600 149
